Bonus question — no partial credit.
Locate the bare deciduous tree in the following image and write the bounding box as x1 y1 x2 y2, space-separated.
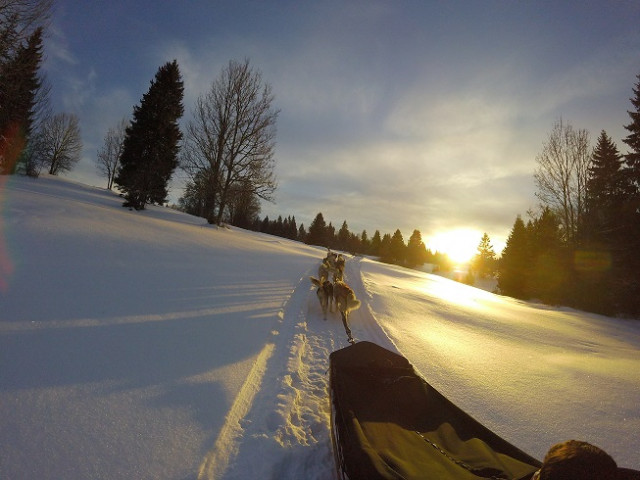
38 112 82 175
534 118 591 242
96 117 128 189
181 58 278 225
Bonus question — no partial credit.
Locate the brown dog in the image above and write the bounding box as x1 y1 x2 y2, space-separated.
333 254 346 282
333 280 360 343
310 276 334 319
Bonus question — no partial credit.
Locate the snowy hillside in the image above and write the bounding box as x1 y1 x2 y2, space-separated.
1 175 638 480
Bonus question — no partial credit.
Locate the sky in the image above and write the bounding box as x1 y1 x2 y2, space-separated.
1 175 638 478
43 0 640 255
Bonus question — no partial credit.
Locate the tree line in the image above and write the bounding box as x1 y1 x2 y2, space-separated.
244 72 640 319
498 74 640 317
246 211 455 271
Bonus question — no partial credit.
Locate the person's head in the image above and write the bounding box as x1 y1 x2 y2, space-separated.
534 440 617 480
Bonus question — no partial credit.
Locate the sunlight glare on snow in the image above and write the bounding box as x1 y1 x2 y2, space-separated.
428 228 481 264
418 273 496 310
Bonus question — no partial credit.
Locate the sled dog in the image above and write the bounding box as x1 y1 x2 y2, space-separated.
334 254 346 282
333 280 361 342
318 260 332 283
310 276 334 319
324 249 338 270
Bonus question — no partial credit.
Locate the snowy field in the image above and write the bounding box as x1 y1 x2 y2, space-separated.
1 175 638 479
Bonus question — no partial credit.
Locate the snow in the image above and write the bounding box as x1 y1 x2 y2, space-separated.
1 175 638 480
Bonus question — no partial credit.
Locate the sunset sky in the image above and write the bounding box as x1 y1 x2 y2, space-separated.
44 1 640 256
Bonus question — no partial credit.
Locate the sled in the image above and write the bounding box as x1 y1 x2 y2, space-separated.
329 341 542 480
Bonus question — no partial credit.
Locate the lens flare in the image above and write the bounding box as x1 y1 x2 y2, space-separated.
0 176 15 293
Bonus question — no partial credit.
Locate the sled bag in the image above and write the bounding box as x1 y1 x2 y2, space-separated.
329 341 542 480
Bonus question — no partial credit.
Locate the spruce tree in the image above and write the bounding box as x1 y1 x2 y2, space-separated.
583 131 625 245
472 233 496 278
528 208 567 304
298 224 306 242
497 216 531 298
623 74 640 190
306 212 328 246
379 233 392 262
617 72 640 315
389 229 406 265
406 230 427 267
0 27 45 174
369 230 382 256
326 222 336 248
115 60 184 210
588 132 625 202
337 221 350 250
360 230 370 254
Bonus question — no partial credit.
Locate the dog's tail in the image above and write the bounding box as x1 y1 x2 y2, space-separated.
347 296 361 312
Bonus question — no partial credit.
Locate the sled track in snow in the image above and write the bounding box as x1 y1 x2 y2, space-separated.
197 255 399 480
196 342 276 480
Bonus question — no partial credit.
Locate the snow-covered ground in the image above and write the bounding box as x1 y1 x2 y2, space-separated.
1 175 638 480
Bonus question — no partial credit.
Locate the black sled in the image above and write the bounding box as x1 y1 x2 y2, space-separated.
329 341 640 479
329 341 541 480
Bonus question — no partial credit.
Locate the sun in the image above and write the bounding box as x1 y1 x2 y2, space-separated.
428 229 480 264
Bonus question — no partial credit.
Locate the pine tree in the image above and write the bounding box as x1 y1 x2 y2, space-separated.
369 230 382 256
326 222 336 248
389 229 406 265
497 216 531 298
360 230 370 254
616 72 640 315
583 131 625 246
0 27 45 174
589 131 625 201
287 216 298 240
336 221 350 250
528 208 567 304
260 216 270 233
115 60 184 210
307 212 328 246
623 74 640 190
298 223 306 242
379 233 392 262
346 231 361 254
471 232 496 278
406 229 427 267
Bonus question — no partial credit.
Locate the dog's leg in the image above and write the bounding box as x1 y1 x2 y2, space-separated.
340 311 354 343
317 291 327 319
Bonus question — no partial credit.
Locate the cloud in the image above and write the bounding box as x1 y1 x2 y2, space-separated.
45 24 77 67
155 20 546 249
50 1 640 255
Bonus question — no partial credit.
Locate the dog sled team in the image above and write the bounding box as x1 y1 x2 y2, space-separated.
310 250 360 344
